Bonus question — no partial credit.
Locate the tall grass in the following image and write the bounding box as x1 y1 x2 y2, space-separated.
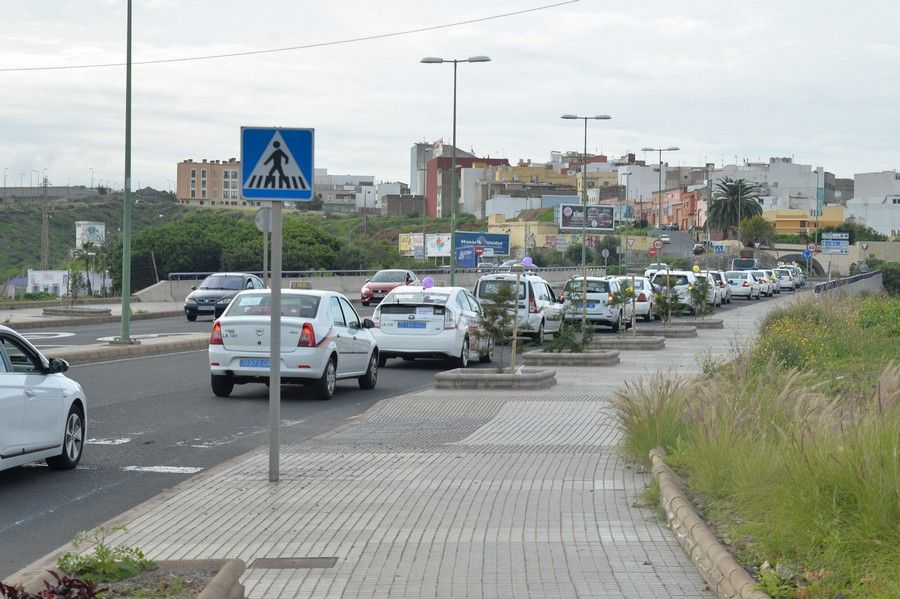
614 294 900 597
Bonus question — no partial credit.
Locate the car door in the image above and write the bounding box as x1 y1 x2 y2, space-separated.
463 291 489 353
339 297 370 374
0 334 63 452
0 343 25 460
327 296 356 377
539 282 562 333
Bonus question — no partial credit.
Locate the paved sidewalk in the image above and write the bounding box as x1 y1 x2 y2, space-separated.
11 298 787 598
0 301 184 329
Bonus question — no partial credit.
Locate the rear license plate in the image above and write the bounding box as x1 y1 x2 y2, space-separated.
239 358 270 368
397 321 426 329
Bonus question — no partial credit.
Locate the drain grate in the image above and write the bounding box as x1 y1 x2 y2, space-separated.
250 557 338 569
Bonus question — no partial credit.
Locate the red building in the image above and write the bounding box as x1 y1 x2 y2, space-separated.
425 156 509 218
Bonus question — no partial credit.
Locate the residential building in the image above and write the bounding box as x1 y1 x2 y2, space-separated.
711 157 834 214
425 156 509 219
382 194 426 216
763 205 844 236
834 178 854 205
0 184 94 203
484 195 542 220
410 141 475 196
846 170 900 237
648 187 701 230
176 158 258 208
315 168 375 214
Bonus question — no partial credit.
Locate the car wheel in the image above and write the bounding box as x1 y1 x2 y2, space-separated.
453 337 470 369
361 300 370 306
377 353 388 367
211 374 233 397
358 351 378 390
534 321 545 344
479 343 494 363
315 356 337 400
46 405 84 470
642 306 652 322
611 311 622 332
186 314 197 322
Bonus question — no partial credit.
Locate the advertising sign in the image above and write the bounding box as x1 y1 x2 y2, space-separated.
558 204 614 231
452 231 510 256
426 233 451 257
75 221 105 249
455 246 477 268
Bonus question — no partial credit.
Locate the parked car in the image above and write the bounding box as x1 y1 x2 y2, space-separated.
650 270 716 313
749 270 773 296
499 259 538 270
703 270 732 304
372 285 491 367
763 269 781 294
473 272 561 342
361 269 419 306
184 272 266 321
208 289 378 400
660 233 671 243
560 276 632 331
774 268 796 291
0 325 87 472
725 270 761 300
615 276 658 321
692 243 706 255
731 257 760 271
643 263 670 280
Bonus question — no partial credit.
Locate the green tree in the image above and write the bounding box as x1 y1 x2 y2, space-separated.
739 214 775 248
707 177 763 241
820 222 887 244
477 281 517 372
73 241 98 297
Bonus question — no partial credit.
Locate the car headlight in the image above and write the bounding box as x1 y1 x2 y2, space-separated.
361 287 368 294
217 297 232 304
185 297 197 304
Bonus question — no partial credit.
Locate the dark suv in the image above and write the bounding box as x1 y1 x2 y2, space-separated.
183 272 265 321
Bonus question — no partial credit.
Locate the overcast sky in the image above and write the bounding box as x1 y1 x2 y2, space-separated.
1 0 898 192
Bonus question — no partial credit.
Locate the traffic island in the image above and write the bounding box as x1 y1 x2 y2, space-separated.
633 325 698 338
41 306 113 317
435 367 556 389
521 349 619 366
668 318 724 329
590 336 666 350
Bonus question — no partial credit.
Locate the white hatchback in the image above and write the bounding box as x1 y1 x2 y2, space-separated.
560 276 633 331
473 273 562 342
0 325 87 473
615 276 658 321
372 286 492 368
208 290 378 400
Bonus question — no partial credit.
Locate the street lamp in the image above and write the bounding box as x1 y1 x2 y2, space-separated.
641 146 679 239
421 55 491 286
30 169 39 187
90 167 94 189
562 114 611 330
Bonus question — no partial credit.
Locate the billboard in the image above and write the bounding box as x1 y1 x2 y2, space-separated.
426 233 451 257
453 231 510 256
557 204 614 232
75 221 105 249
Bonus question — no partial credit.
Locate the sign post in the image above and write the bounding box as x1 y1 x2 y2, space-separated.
255 207 271 286
242 126 314 482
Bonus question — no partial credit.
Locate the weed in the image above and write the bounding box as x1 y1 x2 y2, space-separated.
57 525 156 583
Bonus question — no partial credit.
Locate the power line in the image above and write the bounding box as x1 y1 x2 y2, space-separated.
0 0 579 73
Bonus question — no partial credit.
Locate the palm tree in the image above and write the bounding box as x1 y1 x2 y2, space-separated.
74 241 97 297
707 177 763 242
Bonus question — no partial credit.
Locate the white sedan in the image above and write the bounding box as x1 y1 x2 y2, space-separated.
208 290 379 400
0 325 86 472
372 285 492 367
616 276 658 321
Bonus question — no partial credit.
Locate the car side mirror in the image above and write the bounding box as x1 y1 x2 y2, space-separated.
190 285 197 290
46 357 69 374
348 320 361 330
362 318 375 329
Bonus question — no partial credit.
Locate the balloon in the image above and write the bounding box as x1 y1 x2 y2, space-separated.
422 276 435 289
522 256 533 267
692 264 700 273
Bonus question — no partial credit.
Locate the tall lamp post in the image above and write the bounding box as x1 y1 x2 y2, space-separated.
563 114 611 329
641 146 679 241
421 55 491 286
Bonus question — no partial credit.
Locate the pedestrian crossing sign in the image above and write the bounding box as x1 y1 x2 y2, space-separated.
241 127 314 201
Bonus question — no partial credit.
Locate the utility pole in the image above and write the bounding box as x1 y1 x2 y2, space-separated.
41 177 50 269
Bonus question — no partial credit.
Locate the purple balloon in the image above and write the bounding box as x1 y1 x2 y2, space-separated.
422 276 435 289
522 256 533 267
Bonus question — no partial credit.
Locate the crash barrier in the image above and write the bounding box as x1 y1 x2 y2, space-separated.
813 270 883 295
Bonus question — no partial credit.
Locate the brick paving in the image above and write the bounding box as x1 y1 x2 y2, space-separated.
73 297 786 598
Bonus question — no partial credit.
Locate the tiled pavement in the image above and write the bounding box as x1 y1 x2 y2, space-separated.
70 297 788 598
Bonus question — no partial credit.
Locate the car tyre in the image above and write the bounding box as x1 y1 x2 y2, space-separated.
315 356 337 400
358 351 378 390
642 306 652 322
479 343 494 363
211 374 233 397
611 311 622 333
453 337 470 369
533 321 545 344
378 353 388 367
46 405 84 470
186 314 197 322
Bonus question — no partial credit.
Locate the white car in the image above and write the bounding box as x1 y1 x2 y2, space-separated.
208 289 378 400
750 270 773 296
560 276 633 331
774 268 796 291
474 273 562 342
0 325 86 472
644 263 670 280
704 270 732 304
726 271 761 300
615 276 658 321
763 269 782 294
372 286 492 367
650 270 718 313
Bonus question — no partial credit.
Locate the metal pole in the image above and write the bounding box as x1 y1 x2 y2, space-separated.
510 268 521 371
581 118 588 330
269 200 283 482
449 60 458 286
263 226 269 286
657 150 662 235
120 0 133 342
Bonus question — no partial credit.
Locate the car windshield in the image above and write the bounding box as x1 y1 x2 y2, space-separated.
565 279 609 294
725 271 746 282
226 293 320 317
371 271 409 283
617 278 645 290
384 291 449 305
775 269 791 276
477 279 526 300
750 271 766 278
732 259 757 269
200 275 244 290
653 274 690 286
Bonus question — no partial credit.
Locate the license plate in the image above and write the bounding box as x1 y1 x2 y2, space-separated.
576 303 598 309
397 321 426 329
239 358 270 368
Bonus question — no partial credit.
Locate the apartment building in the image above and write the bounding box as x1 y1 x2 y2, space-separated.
175 158 261 208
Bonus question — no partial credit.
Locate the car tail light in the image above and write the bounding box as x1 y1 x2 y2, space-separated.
299 322 315 347
210 321 223 345
607 293 615 303
638 292 647 301
444 309 457 329
372 310 381 328
529 297 538 313
742 281 750 287
558 291 565 301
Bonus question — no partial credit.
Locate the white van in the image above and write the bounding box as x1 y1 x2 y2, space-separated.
473 273 562 342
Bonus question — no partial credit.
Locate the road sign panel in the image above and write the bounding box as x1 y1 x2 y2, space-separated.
648 247 658 257
241 127 314 201
254 207 271 233
653 239 664 250
821 232 849 240
806 242 817 252
627 238 635 247
601 248 610 258
802 249 812 259
714 244 724 254
860 242 869 250
821 239 849 247
822 249 849 255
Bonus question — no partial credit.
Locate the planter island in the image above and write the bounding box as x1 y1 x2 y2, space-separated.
521 349 620 367
435 367 557 389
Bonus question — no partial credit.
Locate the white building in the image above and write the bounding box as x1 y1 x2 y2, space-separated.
846 170 900 237
711 158 834 214
460 167 488 217
314 168 375 214
619 163 667 204
485 195 542 220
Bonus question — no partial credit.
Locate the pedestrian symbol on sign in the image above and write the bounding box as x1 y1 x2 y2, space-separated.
245 131 310 192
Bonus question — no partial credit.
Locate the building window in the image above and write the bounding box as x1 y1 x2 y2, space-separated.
201 190 207 199
190 190 195 198
191 169 196 178
201 169 207 178
190 180 196 189
201 180 206 189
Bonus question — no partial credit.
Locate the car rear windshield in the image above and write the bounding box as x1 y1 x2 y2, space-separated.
617 278 645 290
226 293 320 317
371 271 408 283
477 280 526 300
725 271 747 280
565 279 609 294
653 274 690 286
200 275 244 290
383 292 449 305
750 271 766 278
731 259 757 270
775 269 791 276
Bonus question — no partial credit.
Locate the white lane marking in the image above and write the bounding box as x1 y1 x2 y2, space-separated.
177 419 304 449
121 466 203 474
97 333 196 342
23 332 76 340
86 437 132 445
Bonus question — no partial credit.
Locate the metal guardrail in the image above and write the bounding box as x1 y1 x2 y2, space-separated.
813 270 881 294
167 266 588 281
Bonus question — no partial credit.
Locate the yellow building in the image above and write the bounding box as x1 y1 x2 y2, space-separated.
486 214 559 250
493 164 574 185
762 205 844 235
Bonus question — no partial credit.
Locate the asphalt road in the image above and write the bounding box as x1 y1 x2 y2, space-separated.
0 345 467 579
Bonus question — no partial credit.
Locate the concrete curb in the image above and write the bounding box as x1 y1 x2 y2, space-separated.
650 448 769 599
521 349 619 366
669 318 724 329
6 310 185 331
435 367 557 389
0 296 138 310
634 325 698 338
48 334 208 365
590 336 666 350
